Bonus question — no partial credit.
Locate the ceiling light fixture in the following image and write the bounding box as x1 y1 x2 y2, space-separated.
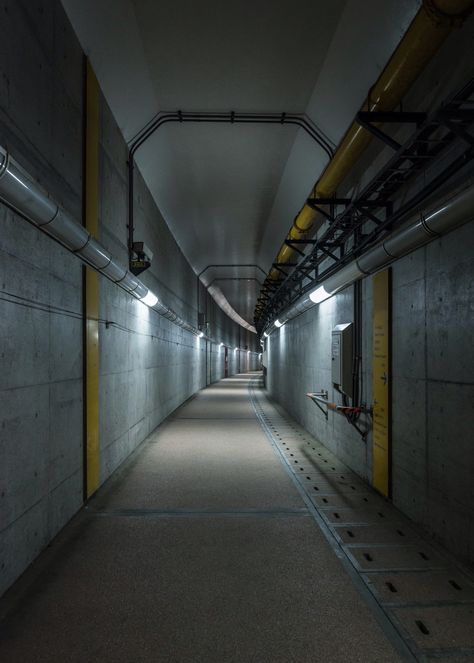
140 290 158 307
274 319 284 328
309 285 331 304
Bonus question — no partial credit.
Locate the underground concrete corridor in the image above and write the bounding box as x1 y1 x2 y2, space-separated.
0 374 398 662
2 2 474 661
2 373 474 662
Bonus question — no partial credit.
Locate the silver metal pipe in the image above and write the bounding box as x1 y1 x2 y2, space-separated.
0 147 202 337
265 182 474 335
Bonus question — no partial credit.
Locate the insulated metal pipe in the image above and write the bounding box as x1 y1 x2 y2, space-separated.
0 147 200 336
264 182 474 335
262 0 474 294
207 284 257 334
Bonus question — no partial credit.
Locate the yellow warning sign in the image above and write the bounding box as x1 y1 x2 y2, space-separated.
372 269 391 497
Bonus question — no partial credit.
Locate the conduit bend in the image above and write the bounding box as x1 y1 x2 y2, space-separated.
207 284 257 334
263 182 474 335
0 147 198 336
257 0 474 315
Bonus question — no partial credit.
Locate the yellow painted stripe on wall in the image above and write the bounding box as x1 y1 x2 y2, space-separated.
85 60 100 498
372 268 391 497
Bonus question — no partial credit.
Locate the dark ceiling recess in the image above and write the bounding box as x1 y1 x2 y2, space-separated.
126 111 335 269
255 78 474 333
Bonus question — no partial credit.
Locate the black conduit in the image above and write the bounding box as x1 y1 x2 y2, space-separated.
127 111 335 261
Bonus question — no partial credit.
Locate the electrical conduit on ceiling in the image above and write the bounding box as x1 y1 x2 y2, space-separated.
263 181 474 335
256 0 474 319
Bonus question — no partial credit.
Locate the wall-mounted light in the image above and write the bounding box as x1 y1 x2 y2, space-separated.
263 331 269 338
198 332 204 338
219 342 224 347
0 147 204 338
247 350 250 354
309 285 331 304
274 319 285 328
234 347 238 351
140 290 158 307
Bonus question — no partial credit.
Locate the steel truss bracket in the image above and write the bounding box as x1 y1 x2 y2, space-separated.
355 110 429 151
319 245 339 262
264 284 279 292
305 202 334 222
284 239 305 257
355 110 428 152
272 262 297 277
354 202 387 226
306 391 329 420
308 197 351 205
356 112 402 151
442 119 474 146
256 81 474 328
284 238 318 257
306 197 351 223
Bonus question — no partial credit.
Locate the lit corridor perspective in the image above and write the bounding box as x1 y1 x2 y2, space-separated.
2 0 474 661
2 373 474 662
0 374 404 661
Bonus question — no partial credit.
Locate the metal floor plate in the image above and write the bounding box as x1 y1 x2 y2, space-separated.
391 604 474 653
334 524 424 546
365 571 474 606
249 378 474 662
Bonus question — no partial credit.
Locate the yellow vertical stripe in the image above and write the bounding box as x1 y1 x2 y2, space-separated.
372 269 391 497
85 60 100 497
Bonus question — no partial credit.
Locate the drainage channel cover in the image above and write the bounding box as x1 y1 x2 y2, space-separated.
391 604 474 651
249 380 474 660
320 507 407 526
312 493 374 508
365 570 474 605
334 524 424 545
346 545 448 572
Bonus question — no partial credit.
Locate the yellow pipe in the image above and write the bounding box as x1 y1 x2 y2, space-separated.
263 0 474 289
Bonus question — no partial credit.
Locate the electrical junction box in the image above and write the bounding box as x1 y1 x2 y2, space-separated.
331 323 353 398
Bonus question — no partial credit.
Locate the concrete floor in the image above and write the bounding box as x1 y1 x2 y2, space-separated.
0 373 405 662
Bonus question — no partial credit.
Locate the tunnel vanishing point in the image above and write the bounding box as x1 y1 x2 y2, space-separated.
1 1 474 661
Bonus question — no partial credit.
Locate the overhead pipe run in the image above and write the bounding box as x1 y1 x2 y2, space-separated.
197 264 264 333
127 111 334 271
207 284 257 334
0 147 197 336
263 182 474 335
257 0 474 314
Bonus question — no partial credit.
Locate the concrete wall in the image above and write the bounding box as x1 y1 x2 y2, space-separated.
391 222 474 561
266 219 474 563
266 283 372 480
0 0 84 597
0 0 259 597
266 14 474 564
97 94 259 482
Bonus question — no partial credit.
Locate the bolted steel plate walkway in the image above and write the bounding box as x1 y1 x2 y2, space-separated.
4 373 470 661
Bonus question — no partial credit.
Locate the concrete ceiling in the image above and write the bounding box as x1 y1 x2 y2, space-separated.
62 0 419 328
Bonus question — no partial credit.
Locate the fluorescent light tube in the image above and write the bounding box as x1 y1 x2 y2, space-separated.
309 285 331 304
141 290 158 307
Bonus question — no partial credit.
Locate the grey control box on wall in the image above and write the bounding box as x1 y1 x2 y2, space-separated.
331 323 353 398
